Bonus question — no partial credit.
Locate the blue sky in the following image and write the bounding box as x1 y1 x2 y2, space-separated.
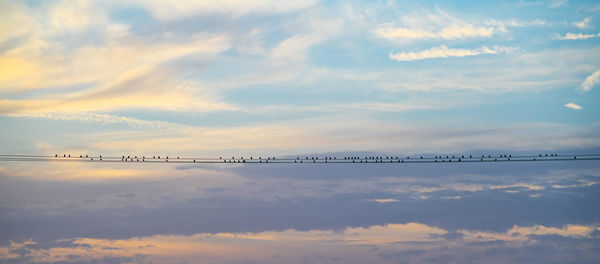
1 0 600 263
1 0 599 156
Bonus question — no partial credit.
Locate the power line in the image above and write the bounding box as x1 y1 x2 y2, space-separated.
0 153 598 164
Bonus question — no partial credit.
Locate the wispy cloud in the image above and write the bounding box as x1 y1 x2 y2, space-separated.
558 32 598 40
564 102 582 110
369 198 399 203
574 17 591 29
375 10 498 41
489 183 545 191
548 0 568 8
461 224 597 242
129 0 318 21
389 45 516 61
580 69 600 92
375 23 494 40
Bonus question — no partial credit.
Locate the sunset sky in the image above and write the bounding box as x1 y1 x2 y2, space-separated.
1 0 600 263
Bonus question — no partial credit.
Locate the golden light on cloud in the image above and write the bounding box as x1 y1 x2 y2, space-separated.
460 224 597 242
0 223 447 263
2 223 596 263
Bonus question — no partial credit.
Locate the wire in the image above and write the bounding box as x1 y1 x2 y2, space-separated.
0 154 599 164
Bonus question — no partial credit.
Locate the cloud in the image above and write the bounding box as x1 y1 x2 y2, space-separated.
375 24 494 40
369 198 399 203
564 102 582 110
573 17 591 29
558 32 598 40
489 183 545 191
374 10 506 42
0 33 236 114
389 45 516 61
552 181 599 189
0 1 35 44
2 221 598 263
580 69 600 92
460 224 597 242
48 0 105 33
548 0 567 8
0 222 448 263
130 0 318 21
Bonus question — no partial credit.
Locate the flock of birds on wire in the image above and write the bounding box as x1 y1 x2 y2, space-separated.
0 153 599 164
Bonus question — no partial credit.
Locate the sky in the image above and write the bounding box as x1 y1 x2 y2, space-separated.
1 0 600 263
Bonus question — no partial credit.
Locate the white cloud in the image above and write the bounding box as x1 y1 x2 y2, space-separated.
552 181 599 189
564 102 582 110
548 0 567 8
461 224 597 242
369 198 399 203
131 0 318 21
374 10 510 42
489 183 545 191
580 69 600 92
48 0 105 33
558 32 597 40
389 45 516 61
574 17 591 29
375 23 494 40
